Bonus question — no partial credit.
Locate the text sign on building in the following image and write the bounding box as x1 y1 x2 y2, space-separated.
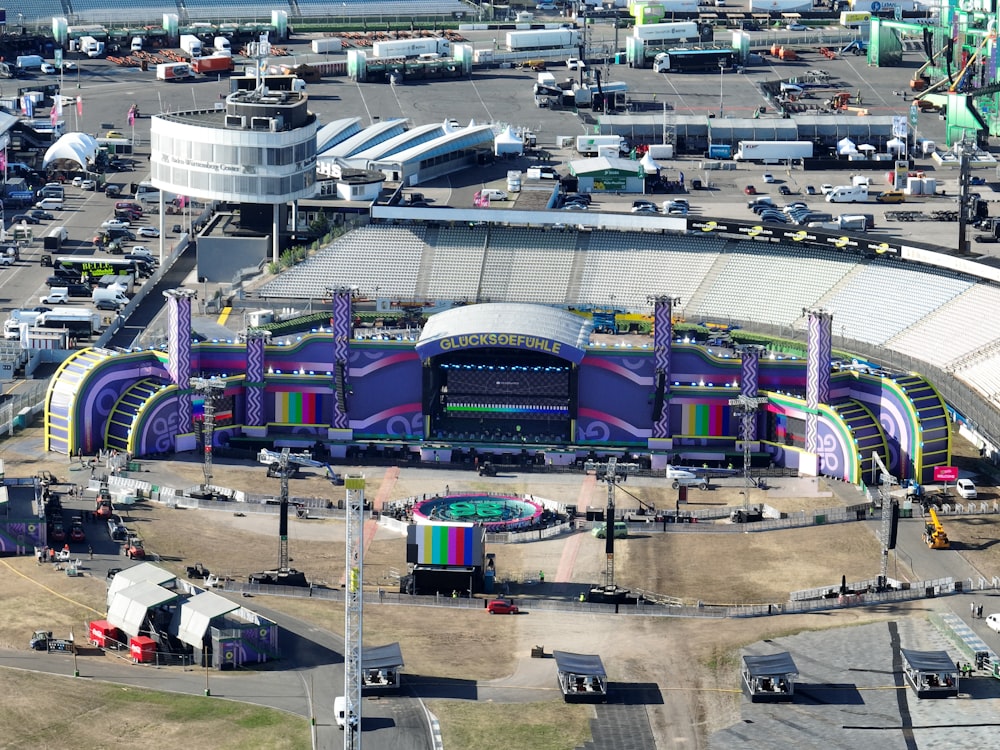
933 466 959 482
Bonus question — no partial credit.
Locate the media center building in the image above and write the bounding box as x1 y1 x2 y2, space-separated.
148 81 318 278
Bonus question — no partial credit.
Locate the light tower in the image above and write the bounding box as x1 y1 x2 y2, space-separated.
343 474 366 750
728 345 767 509
189 376 225 493
583 456 637 594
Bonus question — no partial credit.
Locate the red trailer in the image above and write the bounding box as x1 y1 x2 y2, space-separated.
192 55 234 75
89 620 121 648
129 635 156 663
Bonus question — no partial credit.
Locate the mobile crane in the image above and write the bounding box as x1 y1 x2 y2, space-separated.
924 507 950 550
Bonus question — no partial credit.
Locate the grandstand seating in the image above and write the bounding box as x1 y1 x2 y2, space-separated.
955 354 1000 404
182 0 285 21
292 0 469 18
257 223 1000 411
690 243 856 328
576 232 724 309
424 226 488 301
69 0 180 25
888 282 1000 370
10 0 64 25
811 258 973 346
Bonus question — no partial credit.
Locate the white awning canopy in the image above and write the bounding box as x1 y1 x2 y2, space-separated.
107 580 181 637
173 591 239 647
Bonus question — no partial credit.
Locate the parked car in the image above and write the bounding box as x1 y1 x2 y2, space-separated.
41 62 57 74
30 209 54 221
970 176 987 186
786 22 807 30
956 478 978 499
820 184 834 195
137 226 160 238
62 61 77 71
486 598 520 615
95 298 125 311
10 214 39 224
744 185 757 195
81 179 97 191
564 193 592 205
987 613 1000 634
805 185 817 195
778 185 792 195
876 190 906 204
631 200 658 214
101 219 130 230
105 184 123 198
762 173 775 183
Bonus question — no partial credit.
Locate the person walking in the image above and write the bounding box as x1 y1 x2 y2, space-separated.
88 545 93 561
978 604 984 619
972 600 977 618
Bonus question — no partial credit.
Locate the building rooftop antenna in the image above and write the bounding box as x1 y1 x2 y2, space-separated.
246 32 272 92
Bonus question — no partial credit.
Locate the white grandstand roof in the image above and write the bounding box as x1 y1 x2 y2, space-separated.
317 117 363 154
321 118 408 158
347 122 446 163
382 124 496 166
416 303 592 365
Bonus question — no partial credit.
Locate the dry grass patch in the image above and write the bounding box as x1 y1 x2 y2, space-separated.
0 668 309 749
428 700 594 750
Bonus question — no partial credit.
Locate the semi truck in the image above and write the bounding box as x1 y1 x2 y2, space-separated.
733 140 813 162
311 37 343 53
80 36 105 58
505 29 581 51
371 38 450 58
180 34 204 57
213 36 232 55
576 134 625 156
35 309 102 336
192 55 234 74
632 21 700 42
156 62 193 81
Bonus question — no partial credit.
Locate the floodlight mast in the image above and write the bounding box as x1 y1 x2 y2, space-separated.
189 376 225 492
584 457 638 590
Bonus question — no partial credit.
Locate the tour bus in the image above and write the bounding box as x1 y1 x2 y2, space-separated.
54 256 151 279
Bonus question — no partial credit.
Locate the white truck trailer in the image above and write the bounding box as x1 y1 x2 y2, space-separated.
371 38 450 58
505 29 581 51
733 140 813 162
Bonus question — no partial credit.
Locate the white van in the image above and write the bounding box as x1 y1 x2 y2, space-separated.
49 226 69 243
92 287 129 307
35 198 64 211
131 37 143 52
334 696 347 729
480 188 508 201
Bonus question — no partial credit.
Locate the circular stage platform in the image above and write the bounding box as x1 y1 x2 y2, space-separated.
412 493 543 532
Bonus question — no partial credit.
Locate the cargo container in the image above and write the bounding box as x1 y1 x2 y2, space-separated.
311 37 343 54
34 309 102 336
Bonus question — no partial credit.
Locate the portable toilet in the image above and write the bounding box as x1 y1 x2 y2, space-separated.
129 635 157 663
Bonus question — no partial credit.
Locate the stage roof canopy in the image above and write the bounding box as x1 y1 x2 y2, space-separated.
553 651 606 676
901 649 957 673
362 642 404 671
743 652 798 677
415 303 592 364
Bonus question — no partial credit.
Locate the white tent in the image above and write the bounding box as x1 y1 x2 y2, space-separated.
886 137 906 157
42 132 99 170
494 126 523 157
836 137 857 156
639 151 660 174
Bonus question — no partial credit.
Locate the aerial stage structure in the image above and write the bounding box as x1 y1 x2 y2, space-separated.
42 289 951 485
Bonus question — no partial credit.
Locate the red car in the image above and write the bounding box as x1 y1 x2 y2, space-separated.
487 599 520 615
69 525 86 543
744 185 757 195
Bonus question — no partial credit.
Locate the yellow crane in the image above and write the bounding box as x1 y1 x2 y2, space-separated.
924 507 950 550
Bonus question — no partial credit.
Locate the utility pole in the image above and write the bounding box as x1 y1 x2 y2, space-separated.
871 451 897 587
584 456 638 592
189 376 225 493
343 474 366 750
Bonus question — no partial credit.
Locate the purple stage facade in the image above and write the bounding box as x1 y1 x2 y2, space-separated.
43 300 950 485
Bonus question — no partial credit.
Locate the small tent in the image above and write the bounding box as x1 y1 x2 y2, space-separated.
494 126 523 157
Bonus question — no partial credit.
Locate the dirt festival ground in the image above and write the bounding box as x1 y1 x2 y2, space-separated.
2 427 999 749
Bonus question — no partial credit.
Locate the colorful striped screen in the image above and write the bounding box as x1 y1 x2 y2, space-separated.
417 525 476 566
274 392 321 423
680 403 726 436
